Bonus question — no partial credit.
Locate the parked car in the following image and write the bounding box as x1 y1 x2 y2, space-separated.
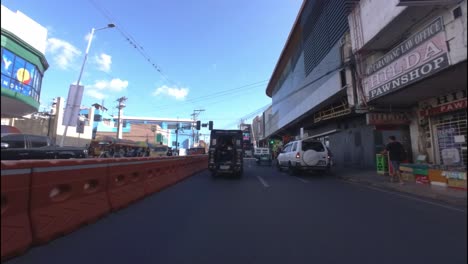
187 147 206 155
1 133 88 160
276 138 331 174
148 144 170 157
254 147 272 165
1 125 21 134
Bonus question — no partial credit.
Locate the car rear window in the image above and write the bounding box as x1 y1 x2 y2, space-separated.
2 134 25 148
302 141 324 152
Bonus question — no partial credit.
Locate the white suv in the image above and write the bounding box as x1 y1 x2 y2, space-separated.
277 138 332 174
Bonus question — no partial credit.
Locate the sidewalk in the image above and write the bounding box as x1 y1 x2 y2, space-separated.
332 167 467 208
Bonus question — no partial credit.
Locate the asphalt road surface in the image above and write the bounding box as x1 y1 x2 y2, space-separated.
7 159 467 264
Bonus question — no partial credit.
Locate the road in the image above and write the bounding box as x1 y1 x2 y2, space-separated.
7 159 467 264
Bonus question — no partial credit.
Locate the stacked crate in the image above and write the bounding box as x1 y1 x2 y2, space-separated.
376 154 388 175
428 169 448 187
413 164 430 184
400 164 415 182
443 171 467 190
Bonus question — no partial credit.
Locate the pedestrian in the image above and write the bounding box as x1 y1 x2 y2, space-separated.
382 136 406 184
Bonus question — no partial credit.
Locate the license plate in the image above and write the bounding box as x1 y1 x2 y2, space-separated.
220 165 230 170
261 157 268 160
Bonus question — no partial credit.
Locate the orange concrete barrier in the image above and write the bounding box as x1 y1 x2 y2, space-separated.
29 159 110 244
106 158 148 210
144 158 176 195
1 161 33 260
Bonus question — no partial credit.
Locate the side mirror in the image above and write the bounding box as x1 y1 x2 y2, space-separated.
1 142 9 149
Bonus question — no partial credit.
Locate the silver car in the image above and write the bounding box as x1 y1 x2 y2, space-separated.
276 138 332 175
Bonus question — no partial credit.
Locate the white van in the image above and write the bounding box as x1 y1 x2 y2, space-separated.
254 147 272 165
276 138 331 174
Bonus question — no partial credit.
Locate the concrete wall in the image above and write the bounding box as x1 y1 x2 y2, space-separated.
12 117 50 136
444 0 468 65
304 116 375 169
348 0 406 51
1 4 48 54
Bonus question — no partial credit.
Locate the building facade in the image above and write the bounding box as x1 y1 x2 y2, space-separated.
349 0 467 168
264 0 466 170
1 5 49 118
252 115 265 147
264 0 376 169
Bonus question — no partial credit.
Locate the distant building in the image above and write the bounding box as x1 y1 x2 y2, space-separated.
1 4 49 119
79 104 211 146
252 115 265 147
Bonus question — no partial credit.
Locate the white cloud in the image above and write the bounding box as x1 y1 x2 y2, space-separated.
85 78 129 100
85 89 106 100
95 53 112 73
46 38 81 70
152 85 189 100
91 78 128 92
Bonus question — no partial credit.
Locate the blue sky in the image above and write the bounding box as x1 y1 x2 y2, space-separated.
3 0 302 129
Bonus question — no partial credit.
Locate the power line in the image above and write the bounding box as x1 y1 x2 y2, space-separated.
159 85 264 109
152 80 268 110
88 0 177 86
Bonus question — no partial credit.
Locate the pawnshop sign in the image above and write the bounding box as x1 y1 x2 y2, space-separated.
363 17 451 100
420 99 467 117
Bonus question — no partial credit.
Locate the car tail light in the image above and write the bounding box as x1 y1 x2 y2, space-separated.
296 152 300 159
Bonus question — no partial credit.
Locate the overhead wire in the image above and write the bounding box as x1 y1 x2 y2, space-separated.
152 80 268 110
87 0 177 86
87 0 272 128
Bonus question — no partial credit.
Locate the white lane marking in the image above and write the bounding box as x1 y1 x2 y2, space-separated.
345 181 466 213
294 176 309 183
256 175 270 188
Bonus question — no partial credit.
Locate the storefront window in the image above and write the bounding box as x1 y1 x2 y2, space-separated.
1 47 43 102
434 111 467 166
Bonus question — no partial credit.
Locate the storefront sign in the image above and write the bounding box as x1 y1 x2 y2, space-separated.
1 48 41 97
366 112 411 125
363 17 451 100
419 98 467 117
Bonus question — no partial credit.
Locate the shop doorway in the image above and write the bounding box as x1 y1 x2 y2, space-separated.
374 126 412 163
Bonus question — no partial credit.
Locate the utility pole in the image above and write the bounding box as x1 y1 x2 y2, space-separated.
175 122 179 153
116 96 127 139
190 109 205 147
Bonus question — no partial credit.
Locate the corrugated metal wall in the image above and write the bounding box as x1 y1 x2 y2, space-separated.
301 0 350 76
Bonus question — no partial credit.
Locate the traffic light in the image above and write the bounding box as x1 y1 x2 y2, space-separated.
208 121 213 130
270 139 274 145
196 120 201 130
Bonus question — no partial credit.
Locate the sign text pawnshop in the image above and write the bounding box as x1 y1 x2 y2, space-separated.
363 17 450 100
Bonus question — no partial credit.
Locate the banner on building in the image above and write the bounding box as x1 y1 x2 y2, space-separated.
62 84 84 126
363 17 451 101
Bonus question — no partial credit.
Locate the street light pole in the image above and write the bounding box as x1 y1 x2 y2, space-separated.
60 24 115 147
